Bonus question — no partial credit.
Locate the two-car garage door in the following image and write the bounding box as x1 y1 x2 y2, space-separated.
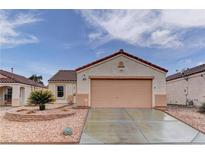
91 79 152 108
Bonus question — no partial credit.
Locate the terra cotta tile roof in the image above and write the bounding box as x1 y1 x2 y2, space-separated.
166 64 205 81
48 70 77 82
75 49 168 72
0 78 15 83
49 49 168 83
0 70 45 88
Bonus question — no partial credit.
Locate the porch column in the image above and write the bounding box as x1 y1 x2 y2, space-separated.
24 86 31 105
0 87 4 105
12 85 21 106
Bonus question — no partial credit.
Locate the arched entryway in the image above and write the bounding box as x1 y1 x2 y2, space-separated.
0 86 13 106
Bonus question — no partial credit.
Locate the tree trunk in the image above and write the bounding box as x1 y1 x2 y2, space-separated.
39 103 45 110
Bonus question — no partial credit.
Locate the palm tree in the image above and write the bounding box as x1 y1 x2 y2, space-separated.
29 74 44 85
28 90 56 110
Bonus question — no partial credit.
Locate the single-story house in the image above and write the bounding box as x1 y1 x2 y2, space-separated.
0 70 46 106
48 49 168 108
167 64 205 106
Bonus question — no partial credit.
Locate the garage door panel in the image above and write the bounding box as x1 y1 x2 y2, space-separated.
91 79 152 108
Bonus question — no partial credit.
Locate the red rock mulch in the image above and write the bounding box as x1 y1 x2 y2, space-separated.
0 107 88 144
161 105 205 134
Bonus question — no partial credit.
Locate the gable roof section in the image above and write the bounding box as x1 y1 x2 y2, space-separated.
48 70 77 82
0 70 45 88
166 64 205 81
75 49 168 73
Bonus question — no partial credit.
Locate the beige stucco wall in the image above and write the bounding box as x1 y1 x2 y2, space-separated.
48 82 76 104
76 54 167 107
167 72 205 106
0 82 45 106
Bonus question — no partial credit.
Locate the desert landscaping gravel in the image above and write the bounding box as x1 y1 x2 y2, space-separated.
165 105 205 134
0 107 88 144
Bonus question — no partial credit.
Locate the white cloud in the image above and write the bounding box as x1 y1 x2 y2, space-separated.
197 61 204 66
80 10 205 49
161 10 205 28
0 10 42 47
177 58 192 65
148 30 182 48
95 50 107 57
89 32 103 41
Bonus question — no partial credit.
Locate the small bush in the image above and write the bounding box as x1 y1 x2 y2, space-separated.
198 103 205 113
187 100 194 106
28 90 55 110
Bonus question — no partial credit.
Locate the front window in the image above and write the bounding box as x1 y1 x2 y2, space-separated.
57 86 64 98
5 88 12 102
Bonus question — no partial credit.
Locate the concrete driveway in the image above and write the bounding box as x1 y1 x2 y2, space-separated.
80 108 205 144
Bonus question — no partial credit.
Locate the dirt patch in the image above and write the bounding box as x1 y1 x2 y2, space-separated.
162 105 205 134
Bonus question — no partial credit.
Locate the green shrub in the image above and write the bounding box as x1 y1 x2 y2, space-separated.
187 100 194 106
28 90 55 110
198 103 205 113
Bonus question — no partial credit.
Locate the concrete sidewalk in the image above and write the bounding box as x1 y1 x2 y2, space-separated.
80 108 205 144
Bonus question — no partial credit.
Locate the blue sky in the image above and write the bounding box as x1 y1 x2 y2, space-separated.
1 10 205 84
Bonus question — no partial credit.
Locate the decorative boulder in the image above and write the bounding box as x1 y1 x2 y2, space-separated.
63 127 73 136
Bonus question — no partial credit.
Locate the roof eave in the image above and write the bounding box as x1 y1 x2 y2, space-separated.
75 50 168 73
48 80 77 82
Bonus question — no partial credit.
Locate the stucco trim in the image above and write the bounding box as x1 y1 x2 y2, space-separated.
89 76 154 80
76 54 120 73
76 50 168 73
124 55 167 74
76 54 167 75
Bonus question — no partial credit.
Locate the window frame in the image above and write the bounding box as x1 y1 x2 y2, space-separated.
56 85 65 99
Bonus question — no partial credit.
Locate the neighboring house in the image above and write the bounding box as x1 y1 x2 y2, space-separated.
0 70 46 106
48 49 168 108
48 70 77 104
166 64 205 106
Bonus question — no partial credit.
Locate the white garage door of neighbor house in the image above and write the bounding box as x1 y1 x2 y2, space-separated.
91 79 152 108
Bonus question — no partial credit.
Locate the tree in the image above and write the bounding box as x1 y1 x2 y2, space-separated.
28 90 56 110
29 74 44 85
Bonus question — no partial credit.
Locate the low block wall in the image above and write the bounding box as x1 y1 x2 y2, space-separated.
4 110 75 122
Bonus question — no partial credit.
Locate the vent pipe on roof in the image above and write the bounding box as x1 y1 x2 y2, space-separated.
11 67 14 79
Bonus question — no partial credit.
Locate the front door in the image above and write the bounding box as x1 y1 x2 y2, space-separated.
4 88 12 105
